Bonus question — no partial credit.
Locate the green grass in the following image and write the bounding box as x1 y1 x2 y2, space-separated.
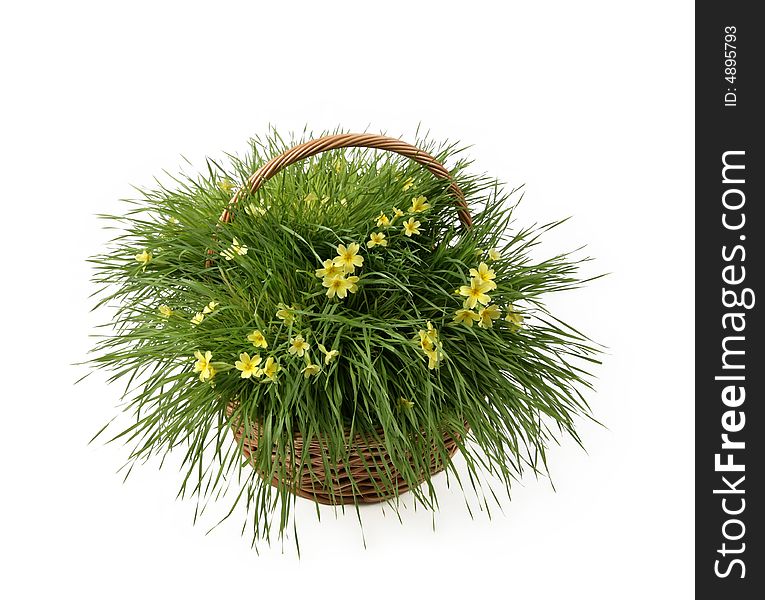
86 129 602 548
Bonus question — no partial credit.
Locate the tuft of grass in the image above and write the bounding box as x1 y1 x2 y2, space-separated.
86 129 602 548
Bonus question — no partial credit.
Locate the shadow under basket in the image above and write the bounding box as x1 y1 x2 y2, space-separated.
227 405 464 505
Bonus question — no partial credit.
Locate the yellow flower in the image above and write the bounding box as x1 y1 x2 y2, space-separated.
135 249 152 267
190 312 205 326
488 248 501 261
368 231 387 248
459 278 492 309
506 304 525 330
453 308 480 327
333 243 364 273
477 304 502 329
235 352 262 379
417 321 439 352
410 195 430 213
202 300 219 314
302 362 321 378
158 305 174 318
218 179 234 192
402 177 414 191
317 343 340 364
346 275 359 293
323 274 355 299
398 397 414 410
424 347 442 370
391 207 405 223
247 329 268 348
303 192 318 204
375 212 390 227
288 334 310 357
416 323 443 370
245 202 267 217
469 262 497 291
193 350 215 382
258 356 280 381
275 303 295 326
315 259 343 280
402 217 421 237
193 350 211 371
333 158 344 173
222 237 248 260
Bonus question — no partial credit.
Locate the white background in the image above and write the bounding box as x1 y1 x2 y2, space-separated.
0 1 694 598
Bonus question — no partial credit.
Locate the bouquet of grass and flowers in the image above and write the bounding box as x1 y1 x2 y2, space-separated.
87 130 600 546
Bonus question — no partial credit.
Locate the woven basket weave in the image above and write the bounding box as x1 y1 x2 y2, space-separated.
228 405 463 505
221 134 471 505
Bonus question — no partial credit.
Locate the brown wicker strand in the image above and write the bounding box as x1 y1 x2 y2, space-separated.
221 132 472 227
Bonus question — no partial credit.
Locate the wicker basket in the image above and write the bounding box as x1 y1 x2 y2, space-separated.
228 405 463 505
220 134 471 505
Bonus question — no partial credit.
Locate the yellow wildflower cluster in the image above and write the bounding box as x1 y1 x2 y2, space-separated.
315 243 363 300
415 321 443 369
231 328 331 385
190 311 342 387
190 300 219 326
371 195 427 241
453 261 525 331
297 338 341 380
284 333 340 381
234 352 280 381
455 262 502 328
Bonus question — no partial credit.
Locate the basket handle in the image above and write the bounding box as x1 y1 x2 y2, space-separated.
220 133 472 227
